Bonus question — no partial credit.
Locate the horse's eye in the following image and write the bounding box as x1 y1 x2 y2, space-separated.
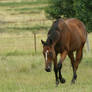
43 52 45 56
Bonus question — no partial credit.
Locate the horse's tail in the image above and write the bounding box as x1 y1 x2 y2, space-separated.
86 34 90 52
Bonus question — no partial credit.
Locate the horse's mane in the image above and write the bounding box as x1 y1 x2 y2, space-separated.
46 18 68 46
46 19 62 45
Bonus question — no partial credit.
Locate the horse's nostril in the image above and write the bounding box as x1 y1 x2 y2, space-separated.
48 66 51 69
45 68 51 72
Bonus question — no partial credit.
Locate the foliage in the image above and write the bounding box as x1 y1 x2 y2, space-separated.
45 0 75 19
45 0 92 32
74 0 92 32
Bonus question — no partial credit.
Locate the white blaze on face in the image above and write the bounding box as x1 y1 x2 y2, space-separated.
45 50 48 61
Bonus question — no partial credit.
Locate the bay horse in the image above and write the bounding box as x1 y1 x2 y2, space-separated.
41 18 87 86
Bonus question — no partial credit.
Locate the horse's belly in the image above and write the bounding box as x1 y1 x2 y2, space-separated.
70 35 82 51
70 42 81 51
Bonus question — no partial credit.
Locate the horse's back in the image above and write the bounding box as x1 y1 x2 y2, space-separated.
64 18 87 51
65 18 87 44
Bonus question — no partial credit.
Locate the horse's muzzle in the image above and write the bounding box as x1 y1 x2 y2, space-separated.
45 66 51 72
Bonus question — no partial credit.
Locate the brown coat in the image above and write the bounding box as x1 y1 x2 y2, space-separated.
52 18 87 54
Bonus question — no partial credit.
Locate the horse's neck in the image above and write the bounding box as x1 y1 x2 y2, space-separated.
47 31 60 46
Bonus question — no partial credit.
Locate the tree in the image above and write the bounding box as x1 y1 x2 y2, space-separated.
74 0 92 32
45 0 75 19
45 0 92 32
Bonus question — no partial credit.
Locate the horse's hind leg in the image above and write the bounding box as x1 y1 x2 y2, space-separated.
68 52 77 84
72 47 83 83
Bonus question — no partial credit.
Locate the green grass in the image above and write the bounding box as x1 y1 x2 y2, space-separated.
0 0 48 7
0 32 47 55
0 0 51 33
6 25 50 32
0 32 91 92
6 6 46 14
0 55 92 92
7 7 45 11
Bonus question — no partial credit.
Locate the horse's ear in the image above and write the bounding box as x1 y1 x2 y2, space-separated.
41 40 46 46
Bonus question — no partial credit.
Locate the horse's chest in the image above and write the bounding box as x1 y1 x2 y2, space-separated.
55 43 64 53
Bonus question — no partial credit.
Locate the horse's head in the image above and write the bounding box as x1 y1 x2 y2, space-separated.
41 39 56 72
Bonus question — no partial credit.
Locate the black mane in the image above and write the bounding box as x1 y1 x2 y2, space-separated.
46 19 60 45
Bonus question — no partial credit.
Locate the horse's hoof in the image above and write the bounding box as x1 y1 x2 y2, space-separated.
71 79 75 84
56 81 59 87
60 78 66 84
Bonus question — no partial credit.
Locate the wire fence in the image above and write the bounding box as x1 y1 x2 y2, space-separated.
0 32 47 56
0 31 91 56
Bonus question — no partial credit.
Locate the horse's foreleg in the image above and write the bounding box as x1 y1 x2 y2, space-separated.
58 51 67 83
58 63 66 83
53 58 59 86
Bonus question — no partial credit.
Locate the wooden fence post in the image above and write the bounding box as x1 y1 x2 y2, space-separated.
33 33 36 53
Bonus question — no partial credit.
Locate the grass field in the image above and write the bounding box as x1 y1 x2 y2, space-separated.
0 32 91 92
0 0 92 92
